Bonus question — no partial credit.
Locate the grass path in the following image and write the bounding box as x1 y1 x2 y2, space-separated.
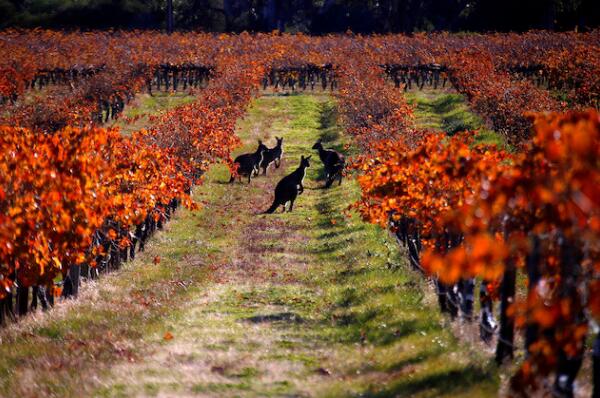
97 93 498 397
405 88 505 147
0 93 499 398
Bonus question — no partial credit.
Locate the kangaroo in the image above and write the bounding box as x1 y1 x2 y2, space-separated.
229 140 268 183
312 138 345 188
260 136 284 175
263 155 311 214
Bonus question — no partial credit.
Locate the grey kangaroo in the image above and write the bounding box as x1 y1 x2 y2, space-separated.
229 140 268 183
260 136 284 175
263 155 311 214
312 138 345 188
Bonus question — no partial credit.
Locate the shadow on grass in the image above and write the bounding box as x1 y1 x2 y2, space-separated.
419 93 482 135
318 101 341 143
385 349 443 373
316 222 364 237
261 91 302 98
411 92 463 115
244 312 305 324
362 365 496 398
429 93 464 114
330 307 443 347
336 317 432 342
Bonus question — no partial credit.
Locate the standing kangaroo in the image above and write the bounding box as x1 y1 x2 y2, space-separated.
229 140 268 184
260 136 284 175
312 139 345 188
263 155 311 214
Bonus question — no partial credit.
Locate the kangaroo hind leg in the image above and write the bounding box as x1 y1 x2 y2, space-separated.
288 192 297 212
325 174 334 188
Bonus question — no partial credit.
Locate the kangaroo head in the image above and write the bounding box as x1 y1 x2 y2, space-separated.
312 139 322 150
301 155 312 168
257 139 268 153
276 136 283 146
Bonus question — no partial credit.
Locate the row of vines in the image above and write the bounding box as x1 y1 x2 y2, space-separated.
333 43 598 397
0 34 271 327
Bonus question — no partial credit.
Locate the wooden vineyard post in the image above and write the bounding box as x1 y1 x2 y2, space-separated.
479 280 495 343
70 264 80 298
593 334 599 398
495 257 516 364
61 264 80 299
16 285 28 317
525 235 541 351
1 290 16 326
553 237 585 396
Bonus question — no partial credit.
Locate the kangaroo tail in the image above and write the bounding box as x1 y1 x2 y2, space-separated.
262 199 279 214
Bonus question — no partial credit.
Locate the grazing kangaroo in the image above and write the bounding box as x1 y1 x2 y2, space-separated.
312 138 345 188
260 136 284 175
263 155 311 214
229 140 268 183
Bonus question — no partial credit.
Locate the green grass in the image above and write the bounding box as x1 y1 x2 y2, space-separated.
406 89 506 149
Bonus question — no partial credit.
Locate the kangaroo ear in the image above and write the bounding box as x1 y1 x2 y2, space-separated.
306 155 312 160
258 139 262 144
301 155 305 161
